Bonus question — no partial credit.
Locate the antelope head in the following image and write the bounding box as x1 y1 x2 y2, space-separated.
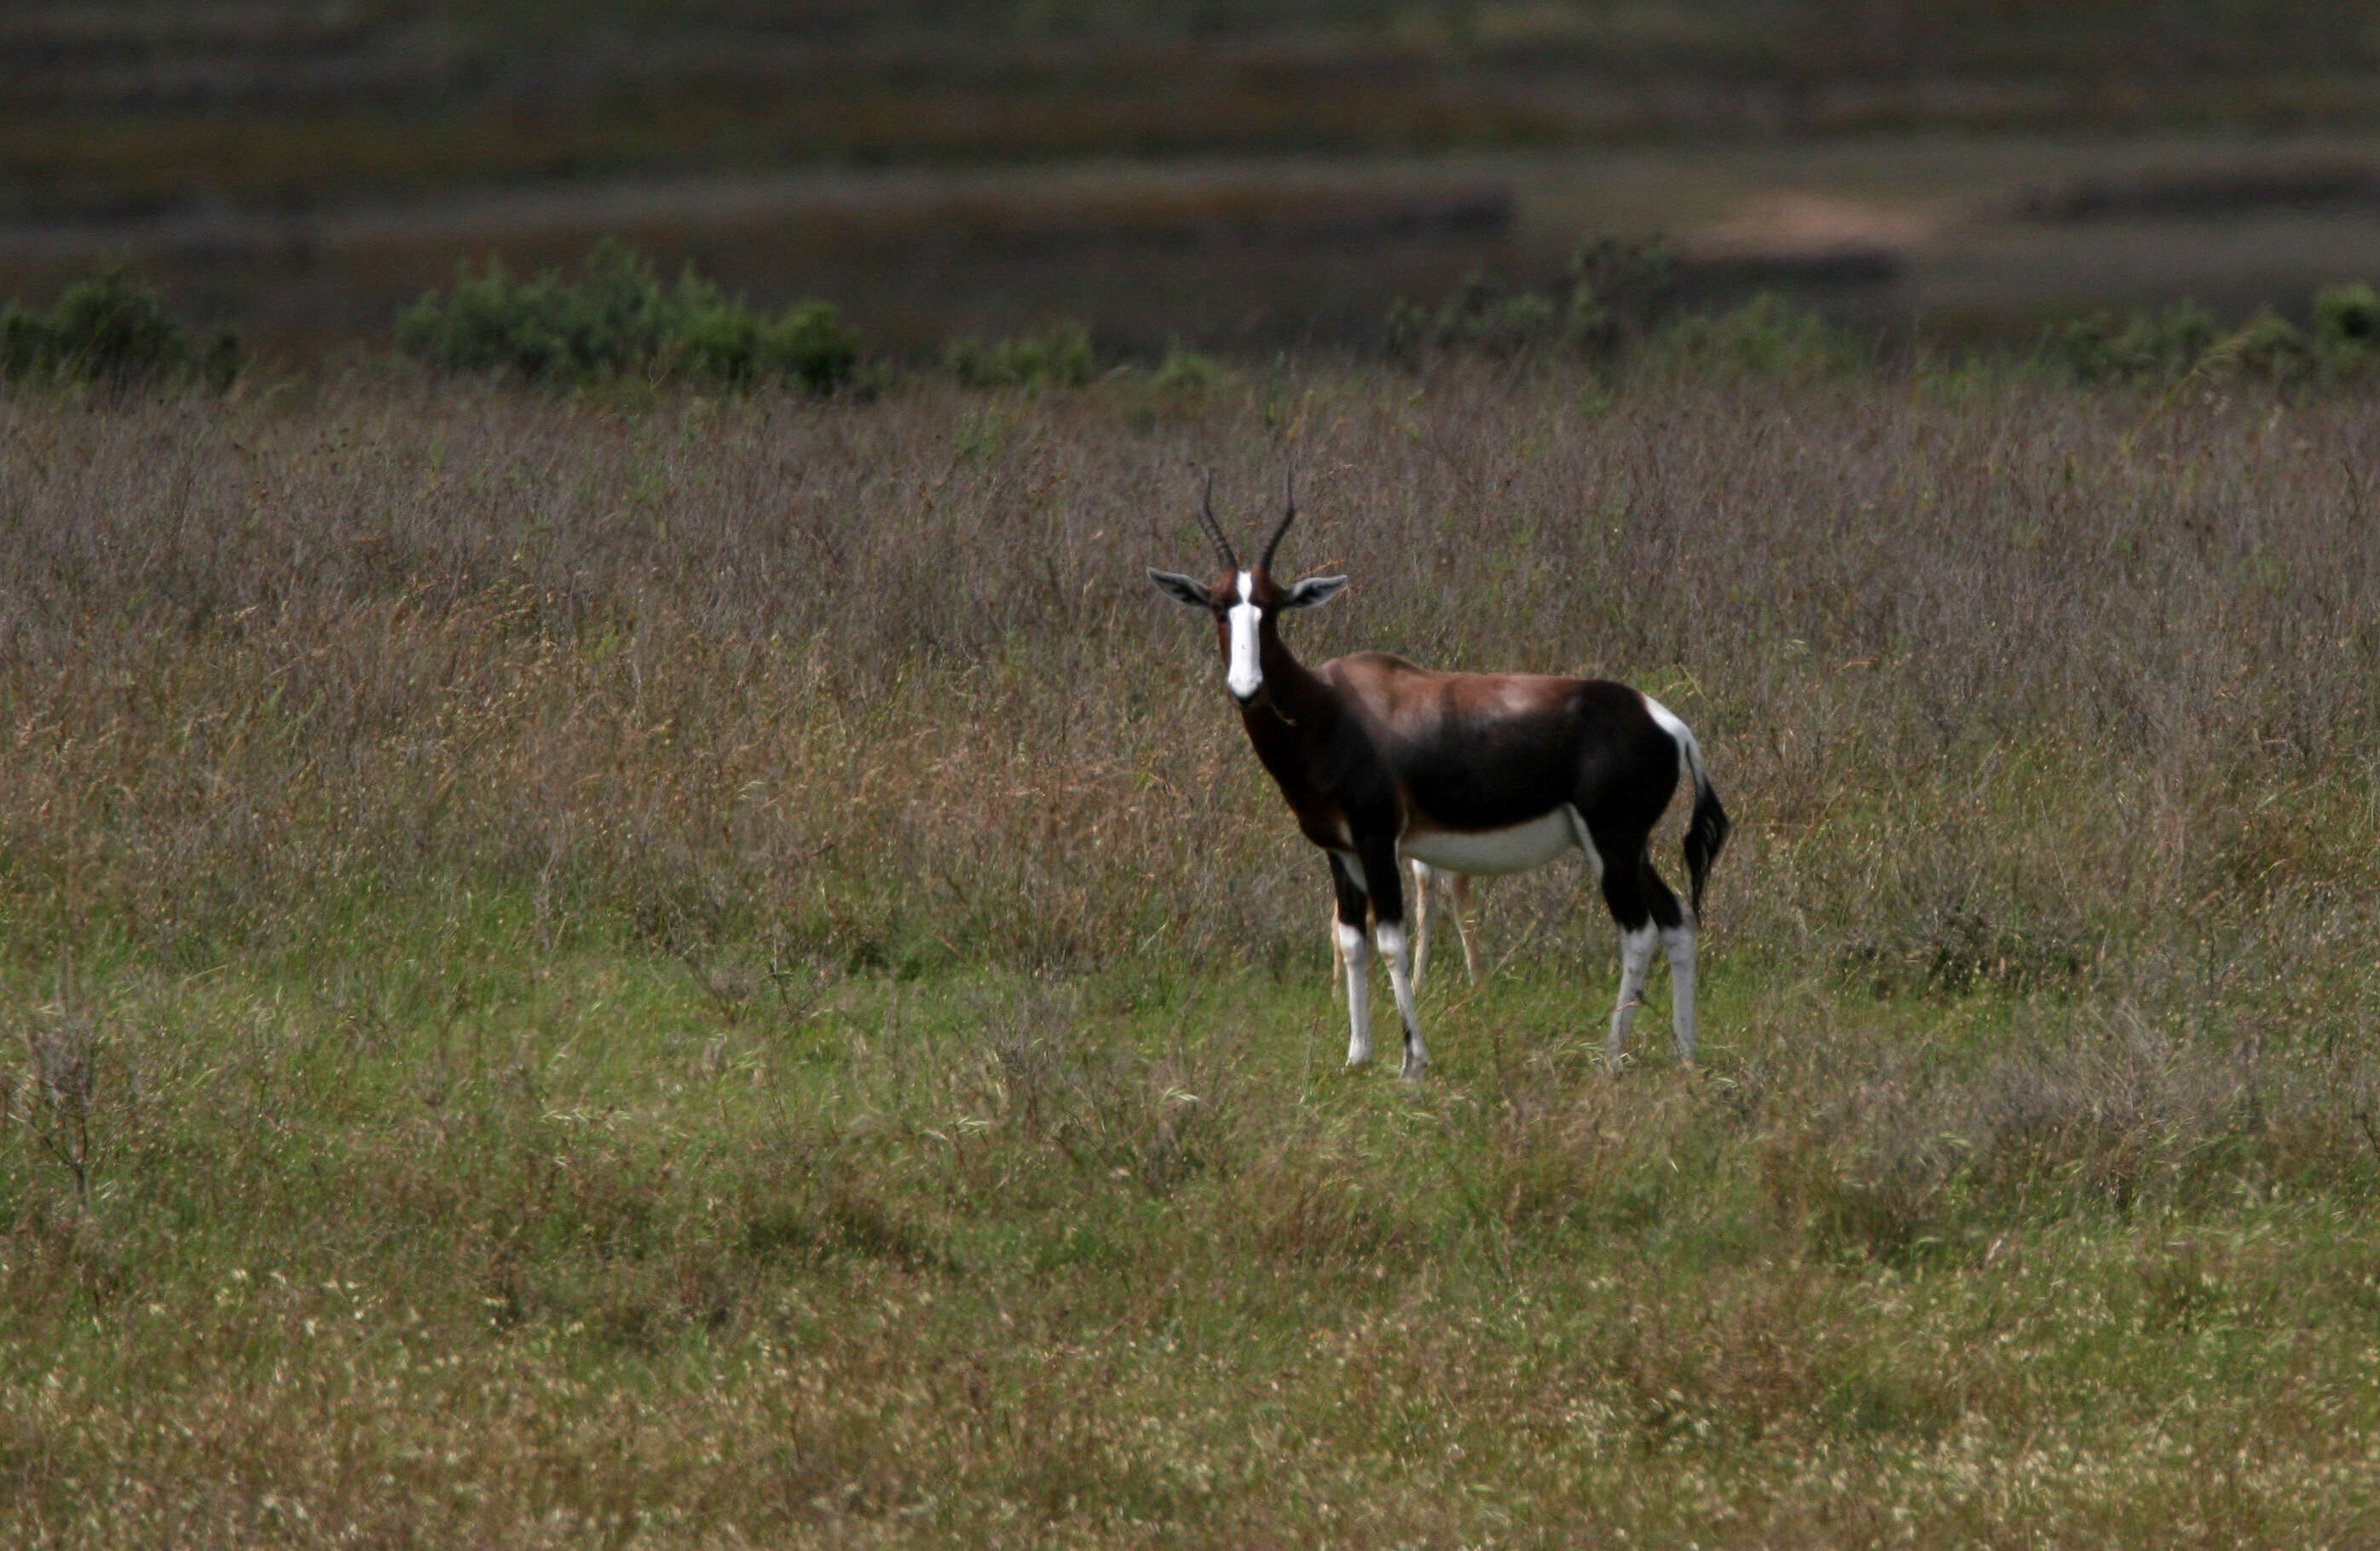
1147 474 1348 708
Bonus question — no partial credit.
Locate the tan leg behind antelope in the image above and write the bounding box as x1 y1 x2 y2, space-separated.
1406 860 1434 994
1448 872 1480 984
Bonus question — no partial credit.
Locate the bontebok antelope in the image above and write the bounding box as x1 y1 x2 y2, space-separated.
1148 477 1729 1076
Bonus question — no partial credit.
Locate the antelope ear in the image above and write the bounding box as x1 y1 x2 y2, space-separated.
1146 568 1215 608
1280 574 1349 610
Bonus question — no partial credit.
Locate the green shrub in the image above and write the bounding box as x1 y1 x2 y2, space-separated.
2046 301 2221 383
1151 343 1222 392
395 242 661 383
2210 308 2315 382
671 299 858 392
2044 312 2128 383
396 239 859 392
2313 283 2380 378
668 303 767 386
942 320 1096 389
1653 291 1866 380
0 267 238 390
2040 288 2380 386
1387 240 1680 366
0 303 53 379
1565 235 1678 355
1386 270 1560 364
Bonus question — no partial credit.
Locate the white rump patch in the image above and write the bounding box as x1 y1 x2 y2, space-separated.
1401 810 1577 875
1642 694 1695 784
1225 570 1262 701
1641 694 1689 741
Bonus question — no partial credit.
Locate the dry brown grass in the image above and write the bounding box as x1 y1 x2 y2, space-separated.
7 363 2380 981
9 360 2380 1543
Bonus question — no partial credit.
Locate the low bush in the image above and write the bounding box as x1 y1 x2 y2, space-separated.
1387 242 1849 378
0 267 239 389
1383 248 2380 392
2045 299 2221 383
1150 343 1222 392
1386 270 1560 363
2211 307 2318 381
942 320 1096 389
2313 282 2380 376
1650 291 1868 380
396 239 858 392
2045 284 2380 384
1563 234 1679 355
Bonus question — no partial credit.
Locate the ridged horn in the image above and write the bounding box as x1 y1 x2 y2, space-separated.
1258 470 1297 574
1195 470 1239 573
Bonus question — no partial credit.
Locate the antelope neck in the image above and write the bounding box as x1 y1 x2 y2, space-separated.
1239 620 1328 735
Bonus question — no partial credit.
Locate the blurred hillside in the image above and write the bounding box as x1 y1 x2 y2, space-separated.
12 1 2380 216
9 2 2380 354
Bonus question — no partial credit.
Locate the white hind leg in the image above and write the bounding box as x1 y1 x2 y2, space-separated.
1607 924 1658 1068
1378 920 1428 1077
1661 921 1698 1066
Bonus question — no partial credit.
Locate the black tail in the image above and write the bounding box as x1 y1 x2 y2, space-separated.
1648 700 1729 920
1682 765 1729 920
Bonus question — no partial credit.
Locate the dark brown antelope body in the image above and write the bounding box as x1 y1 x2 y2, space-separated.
1150 480 1726 1075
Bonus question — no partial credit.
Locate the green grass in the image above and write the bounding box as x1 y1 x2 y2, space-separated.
14 926 2380 1544
12 361 2380 1541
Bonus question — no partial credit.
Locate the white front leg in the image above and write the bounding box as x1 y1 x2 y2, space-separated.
1377 920 1429 1078
1337 921 1372 1066
1607 924 1658 1069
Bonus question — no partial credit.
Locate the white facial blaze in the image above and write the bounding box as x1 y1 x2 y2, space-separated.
1225 571 1262 702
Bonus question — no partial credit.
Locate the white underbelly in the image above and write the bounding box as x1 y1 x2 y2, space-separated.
1400 810 1578 875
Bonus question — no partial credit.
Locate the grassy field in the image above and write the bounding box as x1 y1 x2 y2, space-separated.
9 358 2380 1543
